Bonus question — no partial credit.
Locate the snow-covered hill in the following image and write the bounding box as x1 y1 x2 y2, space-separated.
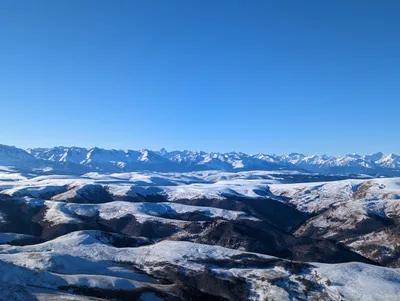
0 169 399 267
269 178 400 267
0 230 399 301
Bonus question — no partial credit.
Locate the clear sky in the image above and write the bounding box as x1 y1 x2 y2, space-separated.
0 1 399 155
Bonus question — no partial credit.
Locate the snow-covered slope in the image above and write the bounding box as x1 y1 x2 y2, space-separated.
269 177 400 213
0 170 277 201
0 144 36 166
0 230 398 301
1 168 399 266
269 178 400 267
0 165 399 300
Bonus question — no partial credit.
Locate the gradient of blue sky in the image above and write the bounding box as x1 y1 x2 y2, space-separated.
0 0 399 155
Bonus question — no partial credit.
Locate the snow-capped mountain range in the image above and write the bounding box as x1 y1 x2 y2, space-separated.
0 144 399 175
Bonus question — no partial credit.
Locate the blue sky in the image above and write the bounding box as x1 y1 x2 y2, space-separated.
0 1 399 155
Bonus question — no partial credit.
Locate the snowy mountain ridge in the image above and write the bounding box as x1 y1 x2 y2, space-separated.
24 145 400 175
1 144 399 175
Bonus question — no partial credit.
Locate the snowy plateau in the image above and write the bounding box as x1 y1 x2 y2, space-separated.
0 144 399 300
